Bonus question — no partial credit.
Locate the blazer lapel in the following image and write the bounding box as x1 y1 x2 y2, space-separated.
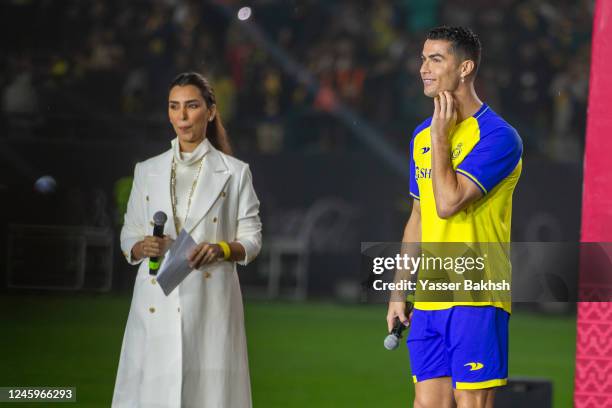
148 150 177 238
184 146 230 234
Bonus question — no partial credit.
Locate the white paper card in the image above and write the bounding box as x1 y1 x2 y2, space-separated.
156 229 197 296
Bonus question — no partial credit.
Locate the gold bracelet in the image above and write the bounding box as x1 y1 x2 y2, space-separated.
218 241 231 260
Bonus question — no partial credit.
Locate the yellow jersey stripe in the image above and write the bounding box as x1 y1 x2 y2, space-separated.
456 168 487 194
414 301 511 314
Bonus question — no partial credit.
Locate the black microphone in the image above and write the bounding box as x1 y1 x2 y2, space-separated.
384 302 414 350
149 211 167 275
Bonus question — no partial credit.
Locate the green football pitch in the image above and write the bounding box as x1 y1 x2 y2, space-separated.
0 295 575 407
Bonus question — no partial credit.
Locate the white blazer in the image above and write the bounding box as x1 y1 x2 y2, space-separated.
112 138 262 408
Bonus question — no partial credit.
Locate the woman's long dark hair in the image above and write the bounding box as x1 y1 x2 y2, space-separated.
169 72 233 155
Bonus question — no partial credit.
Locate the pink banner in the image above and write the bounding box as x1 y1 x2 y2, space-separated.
575 0 612 406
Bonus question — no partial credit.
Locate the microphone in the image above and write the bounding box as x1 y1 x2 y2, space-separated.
149 211 167 275
384 302 414 350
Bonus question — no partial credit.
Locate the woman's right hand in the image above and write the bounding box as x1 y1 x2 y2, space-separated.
132 235 173 261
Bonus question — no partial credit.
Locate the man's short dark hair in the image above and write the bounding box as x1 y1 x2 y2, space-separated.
426 26 482 77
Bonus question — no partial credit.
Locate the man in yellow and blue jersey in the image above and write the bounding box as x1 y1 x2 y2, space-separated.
386 26 522 408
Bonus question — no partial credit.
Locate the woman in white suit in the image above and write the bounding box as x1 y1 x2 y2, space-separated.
112 72 262 408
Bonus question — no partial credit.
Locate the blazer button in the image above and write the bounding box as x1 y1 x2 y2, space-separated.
213 217 218 223
204 272 211 279
151 278 156 285
149 307 156 313
146 195 149 201
221 191 226 197
177 307 181 313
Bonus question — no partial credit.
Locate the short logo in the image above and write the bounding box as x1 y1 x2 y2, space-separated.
464 362 484 371
421 147 431 154
451 143 463 159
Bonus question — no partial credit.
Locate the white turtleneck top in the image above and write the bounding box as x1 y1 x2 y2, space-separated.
171 138 210 233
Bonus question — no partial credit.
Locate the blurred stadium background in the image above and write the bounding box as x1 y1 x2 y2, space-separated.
0 0 593 406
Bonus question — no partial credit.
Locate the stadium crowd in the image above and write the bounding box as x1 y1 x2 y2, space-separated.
1 0 593 161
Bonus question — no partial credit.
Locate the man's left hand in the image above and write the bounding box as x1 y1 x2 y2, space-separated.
431 91 457 141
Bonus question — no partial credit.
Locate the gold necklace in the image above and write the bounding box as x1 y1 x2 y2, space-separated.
170 156 204 234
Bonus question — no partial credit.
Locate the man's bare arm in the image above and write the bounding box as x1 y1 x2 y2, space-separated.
386 200 421 331
430 92 483 218
393 200 421 293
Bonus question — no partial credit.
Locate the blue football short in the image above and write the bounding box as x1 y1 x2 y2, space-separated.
406 305 509 390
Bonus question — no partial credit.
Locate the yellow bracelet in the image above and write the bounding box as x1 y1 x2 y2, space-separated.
218 241 231 260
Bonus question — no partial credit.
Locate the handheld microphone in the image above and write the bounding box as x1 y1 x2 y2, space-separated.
384 302 414 350
149 211 167 275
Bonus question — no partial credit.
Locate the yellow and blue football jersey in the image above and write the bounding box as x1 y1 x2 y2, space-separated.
409 103 522 314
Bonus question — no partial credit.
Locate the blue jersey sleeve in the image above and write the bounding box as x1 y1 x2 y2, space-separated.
410 135 420 200
456 125 522 194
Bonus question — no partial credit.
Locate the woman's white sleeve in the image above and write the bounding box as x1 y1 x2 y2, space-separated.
120 162 147 265
235 164 262 266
